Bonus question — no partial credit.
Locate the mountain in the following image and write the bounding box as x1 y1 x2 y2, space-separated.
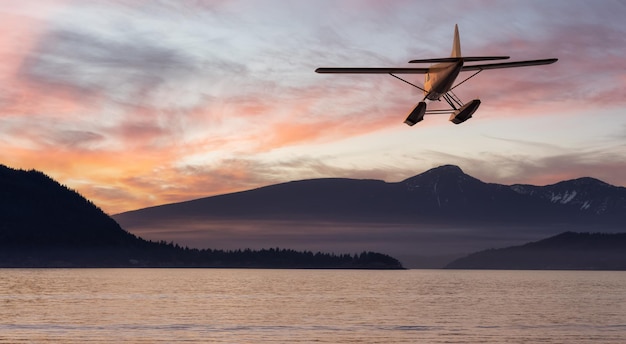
113 165 626 268
510 177 625 221
0 164 403 269
445 232 626 270
116 164 625 225
0 165 138 248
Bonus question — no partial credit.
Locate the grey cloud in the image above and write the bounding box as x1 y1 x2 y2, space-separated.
481 135 562 151
86 184 138 204
22 28 195 97
20 23 247 109
173 154 432 202
422 148 626 187
46 129 105 149
4 115 107 151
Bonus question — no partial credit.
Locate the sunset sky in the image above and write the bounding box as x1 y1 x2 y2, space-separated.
1 0 625 214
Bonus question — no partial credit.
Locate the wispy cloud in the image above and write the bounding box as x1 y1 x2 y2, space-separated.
424 142 626 187
0 0 624 214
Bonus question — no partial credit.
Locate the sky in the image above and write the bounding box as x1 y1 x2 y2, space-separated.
1 0 625 215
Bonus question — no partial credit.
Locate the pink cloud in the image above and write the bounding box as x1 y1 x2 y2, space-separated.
1 1 624 216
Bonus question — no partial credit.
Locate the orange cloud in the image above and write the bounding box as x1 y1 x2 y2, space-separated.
1 1 624 216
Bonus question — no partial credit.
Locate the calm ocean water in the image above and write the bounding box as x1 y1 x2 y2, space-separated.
0 269 624 343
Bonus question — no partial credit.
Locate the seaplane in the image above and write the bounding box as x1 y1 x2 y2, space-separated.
316 25 558 126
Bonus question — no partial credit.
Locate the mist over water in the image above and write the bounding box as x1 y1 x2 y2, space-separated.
1 269 624 343
124 219 553 268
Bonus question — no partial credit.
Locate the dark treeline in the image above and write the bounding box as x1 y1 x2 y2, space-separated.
0 165 403 269
151 244 403 269
0 243 404 269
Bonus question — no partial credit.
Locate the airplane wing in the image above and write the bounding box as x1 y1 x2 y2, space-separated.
461 58 558 71
409 56 509 63
315 67 429 74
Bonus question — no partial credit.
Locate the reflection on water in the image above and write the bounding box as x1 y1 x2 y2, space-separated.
0 269 625 343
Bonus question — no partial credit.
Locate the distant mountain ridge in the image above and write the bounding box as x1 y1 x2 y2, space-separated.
446 232 626 270
113 164 626 268
511 177 623 217
116 164 626 227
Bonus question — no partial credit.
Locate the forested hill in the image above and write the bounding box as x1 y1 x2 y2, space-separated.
445 232 626 270
0 165 139 248
0 165 403 269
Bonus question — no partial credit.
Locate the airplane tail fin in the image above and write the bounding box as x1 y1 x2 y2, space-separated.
451 24 461 58
408 24 511 63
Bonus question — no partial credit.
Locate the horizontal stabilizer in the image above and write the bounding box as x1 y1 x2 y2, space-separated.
316 67 429 74
461 58 558 71
409 56 510 63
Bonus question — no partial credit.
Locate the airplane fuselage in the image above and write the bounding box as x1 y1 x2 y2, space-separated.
423 60 463 101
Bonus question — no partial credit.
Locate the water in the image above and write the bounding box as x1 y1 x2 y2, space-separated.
0 269 624 343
